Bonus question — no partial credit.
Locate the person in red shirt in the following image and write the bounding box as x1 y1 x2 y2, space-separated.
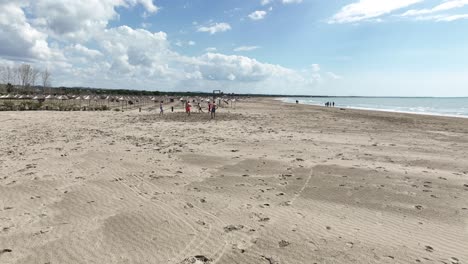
185 101 191 115
208 101 212 113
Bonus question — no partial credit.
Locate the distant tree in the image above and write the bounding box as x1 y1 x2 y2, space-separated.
30 68 40 93
0 66 14 85
41 68 51 94
0 66 4 84
30 68 39 86
18 64 32 90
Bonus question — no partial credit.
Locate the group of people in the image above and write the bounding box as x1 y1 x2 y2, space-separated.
159 100 218 119
325 101 335 107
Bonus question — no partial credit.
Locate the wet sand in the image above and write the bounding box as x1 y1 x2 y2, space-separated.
1 98 467 264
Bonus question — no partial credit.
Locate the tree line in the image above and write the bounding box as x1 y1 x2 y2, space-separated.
0 64 51 94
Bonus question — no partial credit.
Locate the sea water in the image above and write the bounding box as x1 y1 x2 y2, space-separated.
280 97 468 118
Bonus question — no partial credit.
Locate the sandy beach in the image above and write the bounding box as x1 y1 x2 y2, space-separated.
1 98 467 264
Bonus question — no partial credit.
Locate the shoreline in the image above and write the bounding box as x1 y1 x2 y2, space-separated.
276 97 468 120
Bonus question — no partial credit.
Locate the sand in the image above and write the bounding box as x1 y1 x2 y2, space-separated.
0 98 467 264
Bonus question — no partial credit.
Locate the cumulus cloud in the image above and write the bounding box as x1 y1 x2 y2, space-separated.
31 0 159 42
197 22 232 34
329 0 423 24
96 26 171 76
249 10 268 20
195 53 283 82
0 1 60 60
0 0 338 94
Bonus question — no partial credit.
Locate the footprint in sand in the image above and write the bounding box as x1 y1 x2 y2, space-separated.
261 255 280 264
180 255 212 264
278 240 290 248
0 249 12 255
196 220 206 226
425 245 434 252
224 225 244 233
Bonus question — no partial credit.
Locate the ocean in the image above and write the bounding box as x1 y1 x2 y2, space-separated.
280 97 468 118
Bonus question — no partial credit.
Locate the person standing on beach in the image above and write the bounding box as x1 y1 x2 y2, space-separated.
198 102 203 113
211 101 217 119
332 102 335 107
186 101 191 116
159 101 164 115
208 101 212 113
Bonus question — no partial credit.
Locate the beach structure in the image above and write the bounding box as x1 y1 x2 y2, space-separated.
0 92 156 111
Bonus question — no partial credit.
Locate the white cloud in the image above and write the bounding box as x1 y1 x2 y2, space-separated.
141 22 152 29
96 26 169 70
175 40 196 47
260 0 302 5
327 72 342 80
234 46 261 52
0 2 58 60
30 0 159 42
402 0 468 16
0 1 334 95
399 0 468 22
197 22 232 34
436 13 468 21
132 0 159 13
414 13 468 21
205 47 217 52
329 0 423 24
34 0 115 39
311 64 320 72
195 53 298 82
282 0 303 4
249 10 268 20
66 44 103 58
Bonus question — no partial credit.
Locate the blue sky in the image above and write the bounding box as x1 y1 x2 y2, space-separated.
1 0 468 96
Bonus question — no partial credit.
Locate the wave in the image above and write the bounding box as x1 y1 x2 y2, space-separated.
279 97 468 119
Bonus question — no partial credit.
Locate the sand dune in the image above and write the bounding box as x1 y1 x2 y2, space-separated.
1 99 467 263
